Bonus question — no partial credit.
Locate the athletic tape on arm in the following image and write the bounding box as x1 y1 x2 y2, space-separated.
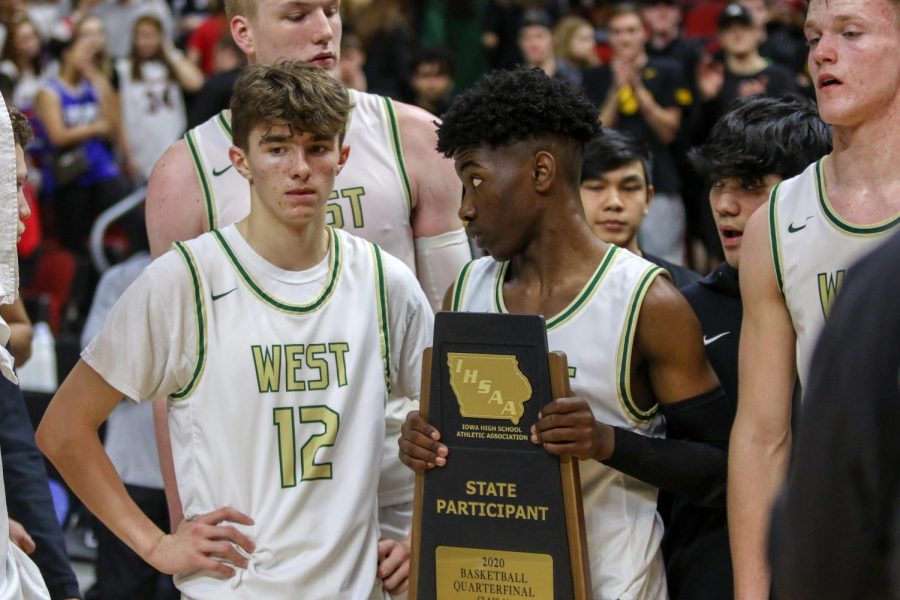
414 229 471 312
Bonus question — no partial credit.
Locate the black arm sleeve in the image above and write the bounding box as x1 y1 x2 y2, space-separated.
602 387 731 507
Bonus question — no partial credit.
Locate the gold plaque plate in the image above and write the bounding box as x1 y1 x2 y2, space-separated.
435 546 553 599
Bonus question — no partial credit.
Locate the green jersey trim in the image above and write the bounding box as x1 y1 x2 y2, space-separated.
815 158 900 236
450 260 476 311
185 129 217 231
492 246 619 331
768 184 785 297
383 98 413 217
372 245 392 393
211 228 342 314
217 110 232 139
616 265 663 423
171 242 207 399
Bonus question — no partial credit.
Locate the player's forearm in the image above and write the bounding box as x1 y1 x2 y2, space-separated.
38 417 164 559
603 387 729 505
727 423 791 600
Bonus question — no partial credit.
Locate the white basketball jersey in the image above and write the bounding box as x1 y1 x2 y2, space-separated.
184 90 416 271
168 226 390 599
770 158 900 388
451 248 668 600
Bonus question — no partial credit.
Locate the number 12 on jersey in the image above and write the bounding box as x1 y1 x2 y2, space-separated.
273 406 340 488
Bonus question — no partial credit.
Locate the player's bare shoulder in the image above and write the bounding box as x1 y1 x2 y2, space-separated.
390 99 462 237
146 138 206 257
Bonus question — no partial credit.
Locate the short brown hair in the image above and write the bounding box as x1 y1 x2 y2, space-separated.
224 0 254 21
8 105 33 148
230 62 351 150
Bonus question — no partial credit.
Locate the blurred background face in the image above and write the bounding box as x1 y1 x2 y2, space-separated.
12 22 41 60
609 12 647 60
709 174 780 268
411 61 452 105
580 160 651 250
519 24 554 65
134 20 163 59
641 3 681 35
568 24 596 62
719 22 761 55
76 16 107 58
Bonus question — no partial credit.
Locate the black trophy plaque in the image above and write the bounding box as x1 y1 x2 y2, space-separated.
409 312 591 600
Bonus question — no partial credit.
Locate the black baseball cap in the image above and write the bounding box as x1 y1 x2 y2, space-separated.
520 9 554 31
718 3 754 29
639 0 678 6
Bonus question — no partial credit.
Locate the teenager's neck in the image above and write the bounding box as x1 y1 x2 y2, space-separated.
236 211 330 271
725 50 765 76
825 109 900 218
60 64 81 85
510 204 609 287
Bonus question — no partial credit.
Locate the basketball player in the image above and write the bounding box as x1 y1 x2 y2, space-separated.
398 68 725 600
147 0 468 546
37 63 433 598
728 1 900 596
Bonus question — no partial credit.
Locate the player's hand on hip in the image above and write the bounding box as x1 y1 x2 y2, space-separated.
377 537 410 595
146 506 256 578
531 397 612 461
399 410 448 471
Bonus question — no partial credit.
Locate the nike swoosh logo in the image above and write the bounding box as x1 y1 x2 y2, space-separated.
788 216 814 233
211 287 238 301
703 331 731 346
212 164 233 177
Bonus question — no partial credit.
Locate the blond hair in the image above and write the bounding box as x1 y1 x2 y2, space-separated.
224 0 255 21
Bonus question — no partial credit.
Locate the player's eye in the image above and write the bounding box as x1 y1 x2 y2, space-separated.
471 176 483 189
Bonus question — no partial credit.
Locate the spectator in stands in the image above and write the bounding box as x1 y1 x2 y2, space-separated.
35 27 127 254
185 0 226 76
641 0 701 93
553 15 598 86
740 0 808 82
90 0 174 59
517 9 579 84
482 0 565 71
583 2 693 265
1 16 54 116
186 30 243 129
581 129 700 288
338 32 366 92
695 3 797 140
408 47 454 117
351 0 413 99
116 14 203 181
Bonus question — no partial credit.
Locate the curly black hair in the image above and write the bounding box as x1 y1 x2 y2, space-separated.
436 68 600 158
689 94 831 184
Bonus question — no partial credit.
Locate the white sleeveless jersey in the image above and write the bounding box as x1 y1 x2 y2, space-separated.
116 58 186 181
168 227 390 599
451 248 668 600
184 90 415 271
770 158 900 388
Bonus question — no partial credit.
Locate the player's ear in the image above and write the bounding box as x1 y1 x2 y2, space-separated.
231 15 255 58
335 145 350 175
532 151 555 193
645 184 655 214
230 145 252 183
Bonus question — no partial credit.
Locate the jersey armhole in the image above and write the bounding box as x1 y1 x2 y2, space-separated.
170 242 207 400
371 244 392 394
616 265 665 423
382 97 414 216
768 183 785 297
184 128 217 232
450 260 476 312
